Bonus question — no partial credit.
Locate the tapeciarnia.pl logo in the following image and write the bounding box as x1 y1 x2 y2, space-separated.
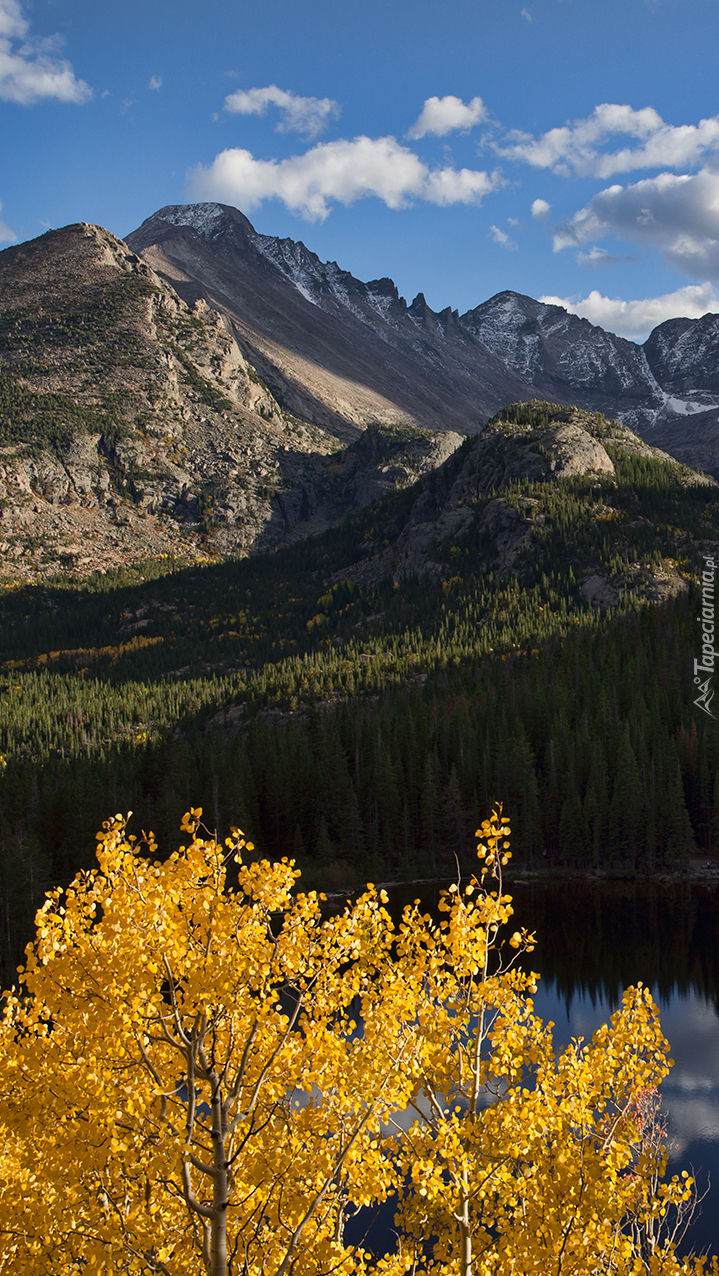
694 555 717 718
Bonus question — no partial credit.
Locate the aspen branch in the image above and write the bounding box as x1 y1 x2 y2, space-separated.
181 1159 216 1221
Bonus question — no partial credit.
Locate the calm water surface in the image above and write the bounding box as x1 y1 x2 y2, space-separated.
386 877 719 1256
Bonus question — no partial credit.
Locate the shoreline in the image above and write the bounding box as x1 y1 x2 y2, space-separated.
322 859 719 898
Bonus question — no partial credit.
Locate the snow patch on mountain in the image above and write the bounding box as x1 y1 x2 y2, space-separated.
662 394 719 416
365 290 395 320
155 203 230 239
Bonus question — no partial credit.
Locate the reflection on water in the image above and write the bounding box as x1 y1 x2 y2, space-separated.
384 877 719 1256
507 879 719 1011
531 985 719 1256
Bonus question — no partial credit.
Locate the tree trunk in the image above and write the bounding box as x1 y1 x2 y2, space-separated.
211 1083 228 1276
460 1170 472 1276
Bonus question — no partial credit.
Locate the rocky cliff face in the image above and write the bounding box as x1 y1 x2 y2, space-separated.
126 203 719 475
644 312 719 396
0 223 462 580
458 292 664 432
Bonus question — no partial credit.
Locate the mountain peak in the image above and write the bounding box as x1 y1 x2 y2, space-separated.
156 202 255 236
127 202 258 254
366 277 400 301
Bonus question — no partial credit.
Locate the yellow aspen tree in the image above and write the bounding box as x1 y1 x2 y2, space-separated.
0 810 416 1276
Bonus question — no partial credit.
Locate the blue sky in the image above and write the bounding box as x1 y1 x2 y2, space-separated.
2 0 719 340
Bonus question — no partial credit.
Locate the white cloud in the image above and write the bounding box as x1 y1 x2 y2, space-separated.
0 0 24 38
553 167 719 279
0 198 16 243
531 197 551 219
223 85 340 140
521 8 532 20
488 224 518 250
0 0 91 104
407 94 487 140
662 1092 719 1158
148 75 162 91
498 103 719 179
538 282 719 341
189 135 500 221
423 164 499 206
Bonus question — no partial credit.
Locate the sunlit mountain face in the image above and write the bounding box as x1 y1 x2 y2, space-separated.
128 202 719 475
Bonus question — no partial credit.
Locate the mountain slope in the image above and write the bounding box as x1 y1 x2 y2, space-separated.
1 401 713 685
126 203 533 434
644 311 719 396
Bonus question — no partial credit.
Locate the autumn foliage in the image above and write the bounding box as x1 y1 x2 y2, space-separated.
0 809 715 1275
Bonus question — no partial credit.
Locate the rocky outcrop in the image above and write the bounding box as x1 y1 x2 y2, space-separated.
337 403 712 588
442 407 616 503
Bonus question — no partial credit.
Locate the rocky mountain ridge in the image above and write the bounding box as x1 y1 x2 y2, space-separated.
3 204 719 582
127 203 719 473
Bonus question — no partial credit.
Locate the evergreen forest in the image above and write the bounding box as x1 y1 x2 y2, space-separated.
1 402 718 984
